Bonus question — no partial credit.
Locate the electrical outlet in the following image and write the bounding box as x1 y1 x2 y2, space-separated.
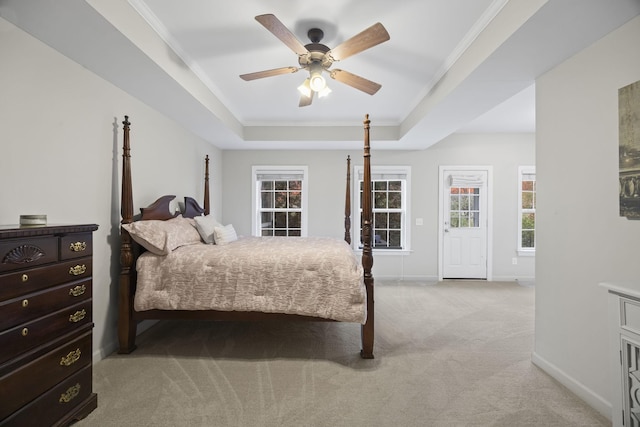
512 257 518 265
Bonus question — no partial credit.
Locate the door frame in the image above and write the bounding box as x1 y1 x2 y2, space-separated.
438 165 494 281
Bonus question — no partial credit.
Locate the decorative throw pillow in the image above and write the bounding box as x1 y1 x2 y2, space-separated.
213 224 238 245
122 215 201 255
194 214 222 244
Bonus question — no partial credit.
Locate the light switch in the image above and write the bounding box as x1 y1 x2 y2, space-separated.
415 218 423 226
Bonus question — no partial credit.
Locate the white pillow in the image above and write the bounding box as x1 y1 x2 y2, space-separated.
213 224 238 245
194 214 221 244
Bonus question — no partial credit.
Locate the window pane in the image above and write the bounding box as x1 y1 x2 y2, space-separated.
274 191 287 208
374 181 387 191
374 191 387 209
374 212 388 228
470 211 479 227
261 192 273 208
274 181 287 190
450 196 459 210
471 194 480 210
389 181 402 191
462 212 471 227
288 212 301 228
388 230 401 247
522 181 534 191
288 230 301 237
289 191 301 208
274 212 286 228
389 212 402 229
522 230 535 248
522 192 534 209
289 180 301 191
275 229 287 236
374 231 388 247
522 213 535 230
388 192 401 209
261 229 273 236
450 212 460 227
261 181 273 190
460 195 470 210
261 212 273 227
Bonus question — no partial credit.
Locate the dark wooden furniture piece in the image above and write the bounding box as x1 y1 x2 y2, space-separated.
118 114 375 358
0 223 98 426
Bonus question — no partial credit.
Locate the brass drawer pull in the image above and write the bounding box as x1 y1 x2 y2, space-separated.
69 265 86 276
69 241 87 252
59 383 81 403
69 284 86 297
69 309 86 323
21 328 28 336
21 274 28 282
22 299 29 308
60 349 81 366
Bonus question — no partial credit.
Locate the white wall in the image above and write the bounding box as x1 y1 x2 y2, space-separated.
534 15 640 418
0 17 222 361
222 132 535 281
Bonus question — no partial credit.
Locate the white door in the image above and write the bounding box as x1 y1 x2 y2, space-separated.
440 168 489 279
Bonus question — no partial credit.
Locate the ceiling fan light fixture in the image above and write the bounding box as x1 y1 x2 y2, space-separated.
318 85 332 98
297 78 312 97
308 62 326 92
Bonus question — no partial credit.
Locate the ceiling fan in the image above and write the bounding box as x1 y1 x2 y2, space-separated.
240 14 390 107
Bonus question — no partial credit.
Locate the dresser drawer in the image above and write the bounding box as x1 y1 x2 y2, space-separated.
60 233 93 261
0 279 92 331
0 257 92 302
0 331 92 421
0 237 58 274
0 300 92 365
0 365 95 427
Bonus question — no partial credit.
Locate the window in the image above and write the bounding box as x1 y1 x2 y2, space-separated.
354 166 410 251
449 186 480 228
252 166 308 237
518 166 536 255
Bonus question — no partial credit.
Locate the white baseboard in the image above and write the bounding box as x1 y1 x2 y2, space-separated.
531 351 611 420
92 319 159 364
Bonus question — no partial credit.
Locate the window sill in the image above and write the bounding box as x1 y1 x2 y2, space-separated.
355 248 412 256
517 250 535 257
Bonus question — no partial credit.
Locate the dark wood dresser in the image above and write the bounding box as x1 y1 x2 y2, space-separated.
0 224 98 426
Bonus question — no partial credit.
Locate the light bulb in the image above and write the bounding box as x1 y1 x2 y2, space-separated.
309 74 326 92
297 79 311 97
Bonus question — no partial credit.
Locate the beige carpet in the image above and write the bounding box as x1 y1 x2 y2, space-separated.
78 281 610 426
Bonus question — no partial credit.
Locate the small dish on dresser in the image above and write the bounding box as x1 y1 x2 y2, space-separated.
19 214 47 226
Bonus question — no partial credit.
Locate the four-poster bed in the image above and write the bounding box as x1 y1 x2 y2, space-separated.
118 115 375 358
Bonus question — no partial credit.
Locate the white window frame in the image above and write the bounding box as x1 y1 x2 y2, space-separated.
517 166 536 256
353 165 411 254
251 166 309 237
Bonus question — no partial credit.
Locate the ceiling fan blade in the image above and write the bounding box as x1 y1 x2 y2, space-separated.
240 66 299 81
255 14 309 56
299 91 314 107
328 22 390 62
329 69 382 95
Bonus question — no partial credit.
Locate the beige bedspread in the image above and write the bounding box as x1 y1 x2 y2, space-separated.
134 236 367 323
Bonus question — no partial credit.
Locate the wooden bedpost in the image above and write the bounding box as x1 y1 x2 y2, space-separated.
204 155 210 216
361 114 375 359
344 155 351 245
118 116 137 354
